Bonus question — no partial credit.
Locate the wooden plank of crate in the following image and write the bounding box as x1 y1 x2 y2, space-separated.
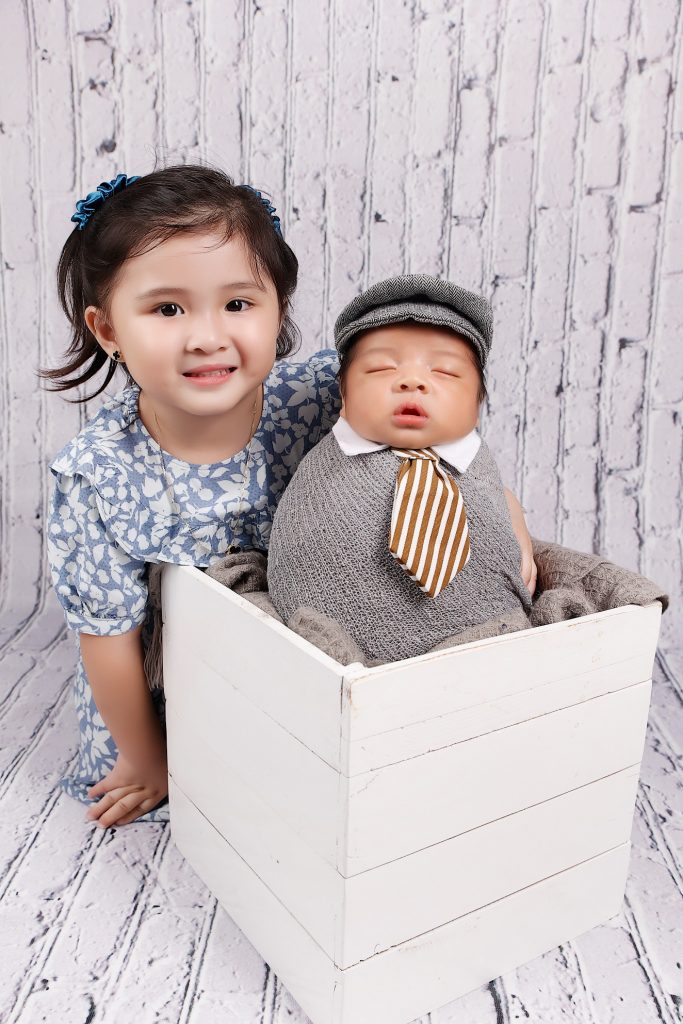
341 603 661 744
169 780 339 1024
164 634 343 868
167 643 646 968
337 843 631 1024
161 564 345 770
169 684 639 969
342 681 651 874
167 709 344 960
339 764 640 969
345 663 654 775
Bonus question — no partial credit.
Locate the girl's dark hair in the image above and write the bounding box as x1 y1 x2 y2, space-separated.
40 164 300 401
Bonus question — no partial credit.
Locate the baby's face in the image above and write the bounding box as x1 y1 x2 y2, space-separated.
340 323 482 448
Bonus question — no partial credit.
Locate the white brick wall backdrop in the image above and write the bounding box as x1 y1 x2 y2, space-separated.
1 3 682 1023
1 0 680 648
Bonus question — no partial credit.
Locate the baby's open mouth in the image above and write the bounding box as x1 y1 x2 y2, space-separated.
394 402 427 418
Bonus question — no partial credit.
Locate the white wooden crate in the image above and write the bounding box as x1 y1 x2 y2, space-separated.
161 564 662 1024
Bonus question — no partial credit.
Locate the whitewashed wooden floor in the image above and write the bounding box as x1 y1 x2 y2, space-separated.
2 602 682 1024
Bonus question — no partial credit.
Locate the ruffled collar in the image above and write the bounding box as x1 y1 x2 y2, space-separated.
51 379 272 476
50 381 274 566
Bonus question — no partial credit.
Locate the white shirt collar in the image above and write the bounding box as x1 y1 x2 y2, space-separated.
332 415 481 473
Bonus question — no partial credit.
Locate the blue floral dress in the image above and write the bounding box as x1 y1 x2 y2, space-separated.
48 351 341 819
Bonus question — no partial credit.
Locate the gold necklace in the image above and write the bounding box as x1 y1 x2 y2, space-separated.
151 386 263 556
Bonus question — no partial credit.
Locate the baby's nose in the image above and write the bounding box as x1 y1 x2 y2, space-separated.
398 374 428 391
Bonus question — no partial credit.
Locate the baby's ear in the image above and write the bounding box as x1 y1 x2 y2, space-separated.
85 306 117 353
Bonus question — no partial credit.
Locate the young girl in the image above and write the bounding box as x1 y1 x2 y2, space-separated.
44 164 536 829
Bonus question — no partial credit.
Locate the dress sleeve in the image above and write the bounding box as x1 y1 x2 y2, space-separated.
47 472 149 635
305 349 341 443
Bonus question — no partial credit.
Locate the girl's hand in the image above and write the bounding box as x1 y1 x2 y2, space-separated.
79 626 168 826
86 750 168 827
504 488 538 596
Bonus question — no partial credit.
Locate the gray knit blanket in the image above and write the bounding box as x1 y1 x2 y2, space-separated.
144 538 667 684
145 541 667 689
146 539 668 684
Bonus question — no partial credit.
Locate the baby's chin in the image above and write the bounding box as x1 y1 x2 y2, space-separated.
358 421 471 449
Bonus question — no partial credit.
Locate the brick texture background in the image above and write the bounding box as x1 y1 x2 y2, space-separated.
0 0 680 645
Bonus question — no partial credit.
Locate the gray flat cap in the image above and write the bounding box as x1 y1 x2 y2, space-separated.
334 274 493 367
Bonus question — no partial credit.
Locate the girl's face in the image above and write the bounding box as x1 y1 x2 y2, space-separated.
86 230 281 422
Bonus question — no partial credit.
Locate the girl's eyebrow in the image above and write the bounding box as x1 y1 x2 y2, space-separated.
136 281 263 300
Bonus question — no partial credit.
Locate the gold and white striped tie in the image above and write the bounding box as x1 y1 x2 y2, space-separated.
389 447 471 598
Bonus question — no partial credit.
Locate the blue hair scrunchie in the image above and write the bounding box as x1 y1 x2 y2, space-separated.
240 185 283 237
71 173 141 231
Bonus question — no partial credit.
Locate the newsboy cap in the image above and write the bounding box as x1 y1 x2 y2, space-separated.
333 274 493 368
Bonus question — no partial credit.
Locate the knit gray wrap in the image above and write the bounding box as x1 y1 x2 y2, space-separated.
267 432 532 663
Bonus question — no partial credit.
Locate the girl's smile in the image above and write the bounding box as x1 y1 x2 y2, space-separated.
182 363 237 384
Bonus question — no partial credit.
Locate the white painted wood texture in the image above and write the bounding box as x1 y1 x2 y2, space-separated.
163 627 342 868
342 603 662 772
342 682 651 874
334 845 633 1024
339 767 640 969
167 712 345 961
162 565 660 1020
170 713 641 968
171 781 633 1024
162 564 346 770
162 567 657 860
169 779 339 1024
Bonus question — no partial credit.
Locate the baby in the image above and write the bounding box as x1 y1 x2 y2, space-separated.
267 275 533 663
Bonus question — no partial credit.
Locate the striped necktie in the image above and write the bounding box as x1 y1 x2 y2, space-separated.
389 447 471 598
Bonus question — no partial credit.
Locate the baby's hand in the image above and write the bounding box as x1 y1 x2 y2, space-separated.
520 543 538 596
86 750 168 828
504 487 538 596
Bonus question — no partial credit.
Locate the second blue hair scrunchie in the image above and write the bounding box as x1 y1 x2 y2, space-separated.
240 184 283 237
